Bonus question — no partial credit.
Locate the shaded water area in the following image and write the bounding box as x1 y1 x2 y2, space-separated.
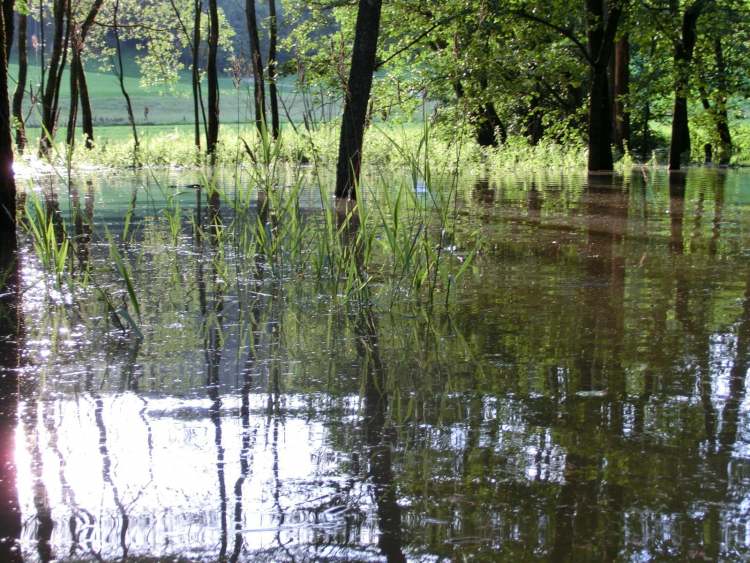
2 167 750 561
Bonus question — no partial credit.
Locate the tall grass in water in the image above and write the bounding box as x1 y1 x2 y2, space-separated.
21 118 483 356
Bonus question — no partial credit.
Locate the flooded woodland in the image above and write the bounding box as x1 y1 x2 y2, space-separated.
3 0 750 561
0 167 746 561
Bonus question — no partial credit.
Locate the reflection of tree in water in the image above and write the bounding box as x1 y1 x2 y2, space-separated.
0 230 22 561
354 305 405 563
200 187 228 561
85 364 130 560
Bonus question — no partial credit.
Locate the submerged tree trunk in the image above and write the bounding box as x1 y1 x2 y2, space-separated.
585 0 620 171
612 34 630 151
0 3 15 234
669 1 706 170
267 0 280 138
335 0 383 200
12 11 26 152
206 0 220 158
246 0 266 133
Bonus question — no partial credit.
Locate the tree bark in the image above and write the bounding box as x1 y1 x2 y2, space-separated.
113 0 139 164
335 0 383 200
206 0 220 158
0 3 16 235
66 47 80 146
78 59 94 148
585 0 621 171
11 11 26 152
246 0 266 134
668 1 706 170
192 0 202 150
712 37 731 165
612 34 630 151
39 0 68 155
2 0 13 59
268 0 280 138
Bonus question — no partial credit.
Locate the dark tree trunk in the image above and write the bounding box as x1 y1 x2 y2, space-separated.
11 11 26 152
113 0 139 164
0 4 15 234
589 64 613 170
268 0 280 138
585 0 620 172
475 102 505 146
66 47 80 146
712 37 731 165
668 2 705 170
206 0 220 158
39 0 68 155
612 34 630 151
78 61 94 148
2 0 12 59
473 75 505 146
0 6 14 238
335 0 383 200
246 0 266 133
192 0 202 150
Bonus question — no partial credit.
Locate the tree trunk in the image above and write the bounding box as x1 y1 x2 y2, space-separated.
588 63 613 170
11 11 26 152
335 0 383 200
246 0 266 134
612 34 630 151
668 2 705 170
585 0 620 172
192 0 202 150
78 61 94 148
206 0 219 158
2 0 13 59
39 0 68 155
113 0 139 164
66 47 80 147
267 0 280 138
475 102 505 146
0 3 15 235
712 37 731 165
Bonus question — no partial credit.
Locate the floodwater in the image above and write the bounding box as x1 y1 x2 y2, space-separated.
1 167 750 561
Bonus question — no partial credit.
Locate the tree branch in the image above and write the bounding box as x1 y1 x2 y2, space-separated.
511 9 593 65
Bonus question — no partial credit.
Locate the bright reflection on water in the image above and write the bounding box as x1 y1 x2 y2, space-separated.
5 168 750 561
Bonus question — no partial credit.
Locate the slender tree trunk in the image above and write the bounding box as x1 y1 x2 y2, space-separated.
267 0 280 138
73 0 104 149
78 61 94 148
66 46 80 146
585 0 620 171
669 2 705 170
613 34 630 151
192 0 202 150
0 4 15 234
712 37 731 165
113 0 139 164
39 0 68 155
11 11 26 152
335 0 383 200
246 0 266 133
206 0 219 158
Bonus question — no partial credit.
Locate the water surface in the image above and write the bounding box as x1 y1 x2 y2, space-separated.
3 167 750 561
